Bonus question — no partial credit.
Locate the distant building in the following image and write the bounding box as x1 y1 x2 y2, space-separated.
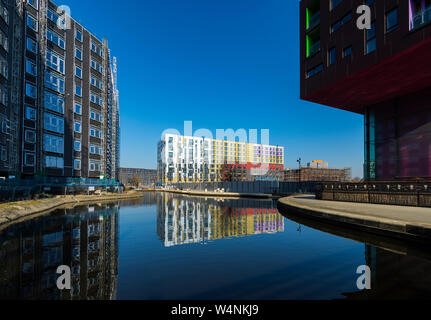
157 134 284 184
119 168 157 187
284 161 351 182
307 160 328 169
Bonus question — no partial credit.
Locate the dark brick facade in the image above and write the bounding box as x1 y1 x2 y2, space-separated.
300 0 431 180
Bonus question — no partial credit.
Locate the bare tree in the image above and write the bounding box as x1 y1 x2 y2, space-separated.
130 175 140 188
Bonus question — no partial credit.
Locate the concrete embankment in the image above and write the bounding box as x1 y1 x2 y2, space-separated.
0 192 145 227
277 194 431 244
161 189 275 199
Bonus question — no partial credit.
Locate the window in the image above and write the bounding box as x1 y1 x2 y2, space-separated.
25 59 37 76
331 12 352 33
90 92 103 106
90 144 102 155
25 152 35 166
91 41 103 57
343 46 352 58
45 155 63 169
46 29 65 49
26 37 37 53
0 2 9 24
328 47 336 65
90 109 103 122
28 0 38 10
76 29 82 42
306 63 323 79
74 140 81 151
44 112 64 133
330 0 343 11
25 106 37 120
44 134 64 153
74 159 81 170
45 70 64 93
44 91 64 114
90 76 103 90
90 126 102 139
25 130 36 143
75 84 82 97
1 119 7 133
0 30 8 52
75 48 82 60
89 160 101 172
26 82 37 98
0 86 7 107
74 103 82 114
74 121 81 133
91 59 104 74
366 21 376 54
47 8 58 23
0 145 6 162
75 66 82 78
386 8 398 33
46 49 65 73
0 56 8 79
26 13 38 32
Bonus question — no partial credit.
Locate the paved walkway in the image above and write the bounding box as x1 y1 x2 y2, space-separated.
278 195 431 242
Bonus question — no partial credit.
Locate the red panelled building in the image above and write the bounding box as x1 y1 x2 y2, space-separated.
300 0 431 180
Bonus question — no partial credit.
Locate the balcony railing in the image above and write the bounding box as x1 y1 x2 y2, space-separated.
307 11 320 30
412 6 431 30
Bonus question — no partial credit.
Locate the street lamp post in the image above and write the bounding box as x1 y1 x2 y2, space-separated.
297 157 302 183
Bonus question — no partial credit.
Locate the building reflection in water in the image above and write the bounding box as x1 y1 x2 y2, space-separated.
0 203 119 300
157 193 284 247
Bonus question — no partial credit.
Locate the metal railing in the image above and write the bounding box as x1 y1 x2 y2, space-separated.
317 181 431 193
316 181 431 207
0 177 120 187
412 6 431 30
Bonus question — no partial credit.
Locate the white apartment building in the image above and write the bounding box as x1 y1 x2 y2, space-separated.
157 133 285 183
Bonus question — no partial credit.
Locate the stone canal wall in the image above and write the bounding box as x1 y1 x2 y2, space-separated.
0 192 145 227
316 181 431 207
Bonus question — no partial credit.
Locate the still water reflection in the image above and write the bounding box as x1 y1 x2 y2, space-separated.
157 195 284 247
0 192 431 300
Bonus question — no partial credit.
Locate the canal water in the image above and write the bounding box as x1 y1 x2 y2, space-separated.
0 192 430 300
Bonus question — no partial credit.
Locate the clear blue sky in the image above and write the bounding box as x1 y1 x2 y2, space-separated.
63 0 364 178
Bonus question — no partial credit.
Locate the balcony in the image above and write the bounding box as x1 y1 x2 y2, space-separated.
308 40 320 57
307 11 320 31
411 6 431 30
